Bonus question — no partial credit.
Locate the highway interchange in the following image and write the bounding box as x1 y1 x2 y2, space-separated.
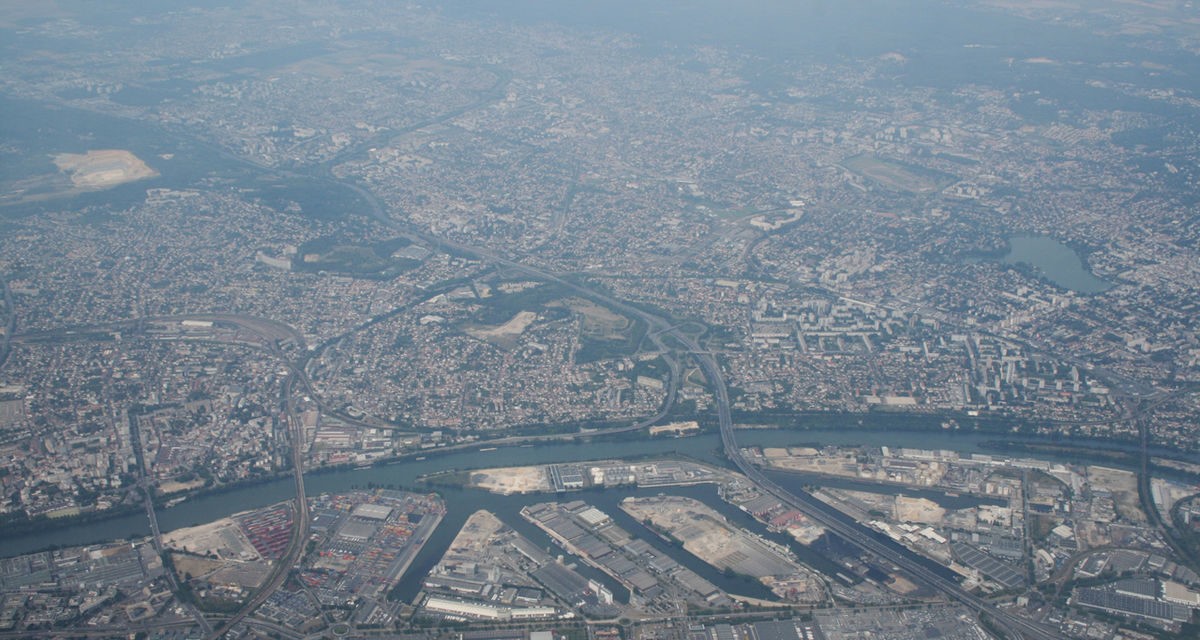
3 228 1077 640
0 166 1095 640
7 188 1072 640
355 200 1070 639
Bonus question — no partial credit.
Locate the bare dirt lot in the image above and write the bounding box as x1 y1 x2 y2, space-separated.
53 149 158 189
465 310 538 348
470 465 549 494
163 517 261 561
1088 465 1146 523
554 297 630 340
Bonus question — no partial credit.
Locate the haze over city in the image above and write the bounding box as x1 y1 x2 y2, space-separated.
1 2 1200 639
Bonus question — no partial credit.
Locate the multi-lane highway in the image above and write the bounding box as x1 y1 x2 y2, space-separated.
1 182 1072 640
347 181 1068 639
0 278 14 370
205 372 311 640
126 404 214 635
6 245 1068 639
357 212 1066 638
14 312 313 639
687 342 1064 640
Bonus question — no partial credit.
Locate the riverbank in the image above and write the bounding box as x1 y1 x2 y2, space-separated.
4 425 1189 555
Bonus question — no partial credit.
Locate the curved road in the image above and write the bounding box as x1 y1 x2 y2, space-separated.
345 184 1065 638
698 348 1063 640
7 216 1070 640
205 372 310 640
0 277 14 370
3 89 1076 636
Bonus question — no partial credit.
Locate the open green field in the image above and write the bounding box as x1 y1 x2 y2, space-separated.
842 154 957 194
469 283 646 362
293 236 420 279
553 297 631 341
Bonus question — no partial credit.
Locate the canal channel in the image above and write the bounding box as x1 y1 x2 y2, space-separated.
0 428 1163 604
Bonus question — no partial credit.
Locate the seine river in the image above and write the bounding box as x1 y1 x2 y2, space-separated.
1 424 1181 604
0 428 1015 603
4 428 1114 557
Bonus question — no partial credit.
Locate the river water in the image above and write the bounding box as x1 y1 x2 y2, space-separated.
4 428 1080 557
3 427 1169 605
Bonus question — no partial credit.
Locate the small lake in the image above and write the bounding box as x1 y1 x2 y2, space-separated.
979 235 1113 294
